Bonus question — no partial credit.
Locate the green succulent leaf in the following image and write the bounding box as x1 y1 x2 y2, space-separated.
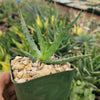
63 12 81 33
41 54 92 64
19 11 41 58
35 23 45 55
91 71 100 76
45 35 50 51
41 32 66 60
11 48 36 62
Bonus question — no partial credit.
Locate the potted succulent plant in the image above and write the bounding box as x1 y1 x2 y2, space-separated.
9 9 90 100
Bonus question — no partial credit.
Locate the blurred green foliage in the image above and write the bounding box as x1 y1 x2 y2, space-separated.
70 80 95 100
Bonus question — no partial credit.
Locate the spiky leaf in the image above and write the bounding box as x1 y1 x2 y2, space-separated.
64 12 81 32
20 11 41 58
41 54 91 64
35 23 45 55
41 32 66 60
11 48 36 62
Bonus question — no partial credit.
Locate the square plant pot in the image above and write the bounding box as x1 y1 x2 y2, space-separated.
9 58 74 100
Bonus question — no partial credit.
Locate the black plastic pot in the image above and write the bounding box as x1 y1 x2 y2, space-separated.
9 58 74 100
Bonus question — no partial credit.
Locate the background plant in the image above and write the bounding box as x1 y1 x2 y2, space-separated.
70 32 100 99
69 80 96 100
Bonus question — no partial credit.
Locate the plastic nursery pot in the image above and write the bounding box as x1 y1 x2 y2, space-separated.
9 58 75 100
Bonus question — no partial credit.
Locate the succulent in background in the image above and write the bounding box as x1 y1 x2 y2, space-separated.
70 80 96 100
0 37 11 71
0 0 19 32
0 46 5 61
0 30 3 37
73 33 97 53
72 42 100 92
9 25 30 52
0 54 11 71
72 24 83 35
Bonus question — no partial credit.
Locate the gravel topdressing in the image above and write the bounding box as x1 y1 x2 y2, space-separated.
11 56 72 83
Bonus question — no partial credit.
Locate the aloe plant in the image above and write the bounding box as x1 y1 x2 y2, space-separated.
19 1 74 57
12 9 91 65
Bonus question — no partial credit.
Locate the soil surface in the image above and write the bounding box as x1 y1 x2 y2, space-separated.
11 56 72 83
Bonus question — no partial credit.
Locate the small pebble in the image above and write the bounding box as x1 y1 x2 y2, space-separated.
32 63 38 67
17 79 26 83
